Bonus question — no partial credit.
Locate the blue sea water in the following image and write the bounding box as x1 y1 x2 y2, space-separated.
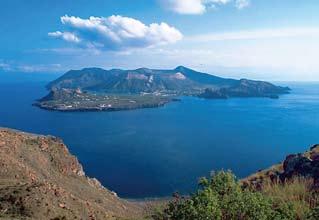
0 81 319 198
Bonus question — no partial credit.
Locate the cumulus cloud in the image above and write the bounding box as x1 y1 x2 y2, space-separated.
48 15 183 51
160 0 248 14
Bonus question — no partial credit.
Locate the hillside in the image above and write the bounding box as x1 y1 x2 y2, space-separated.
0 128 145 220
154 145 319 220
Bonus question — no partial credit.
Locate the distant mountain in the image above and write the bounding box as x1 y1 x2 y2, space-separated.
47 66 290 97
37 66 291 112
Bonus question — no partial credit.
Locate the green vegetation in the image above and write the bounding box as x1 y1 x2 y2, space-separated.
153 171 318 220
262 177 318 219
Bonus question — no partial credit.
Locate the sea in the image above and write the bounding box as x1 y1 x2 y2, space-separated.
0 77 318 198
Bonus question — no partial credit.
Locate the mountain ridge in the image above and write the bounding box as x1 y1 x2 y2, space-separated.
46 66 290 96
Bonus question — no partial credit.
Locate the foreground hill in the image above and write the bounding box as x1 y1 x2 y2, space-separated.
35 66 290 112
155 145 319 220
0 128 145 220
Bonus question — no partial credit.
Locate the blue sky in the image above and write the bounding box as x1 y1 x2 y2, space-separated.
1 0 319 80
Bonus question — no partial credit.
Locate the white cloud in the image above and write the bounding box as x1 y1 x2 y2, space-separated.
49 15 183 51
48 31 81 43
160 0 248 14
188 27 319 42
235 0 250 9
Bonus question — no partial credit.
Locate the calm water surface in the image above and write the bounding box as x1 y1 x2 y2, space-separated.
0 81 318 198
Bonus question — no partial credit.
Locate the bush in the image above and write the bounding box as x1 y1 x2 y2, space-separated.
162 190 221 220
155 171 298 220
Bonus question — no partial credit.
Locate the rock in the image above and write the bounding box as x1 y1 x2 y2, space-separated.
198 88 228 99
59 203 66 209
310 144 319 151
111 191 118 197
282 154 312 179
310 152 319 161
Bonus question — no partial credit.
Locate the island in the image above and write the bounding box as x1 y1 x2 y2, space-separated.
35 66 290 112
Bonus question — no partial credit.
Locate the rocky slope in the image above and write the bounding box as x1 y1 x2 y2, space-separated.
243 144 319 189
0 128 145 220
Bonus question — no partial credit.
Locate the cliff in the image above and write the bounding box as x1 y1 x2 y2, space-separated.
0 128 145 220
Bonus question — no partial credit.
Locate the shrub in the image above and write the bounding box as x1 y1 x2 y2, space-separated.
155 171 300 220
163 191 221 220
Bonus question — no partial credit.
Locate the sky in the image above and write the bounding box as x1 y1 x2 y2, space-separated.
1 0 319 81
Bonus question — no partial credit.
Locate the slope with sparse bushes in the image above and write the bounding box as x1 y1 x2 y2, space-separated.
153 145 319 220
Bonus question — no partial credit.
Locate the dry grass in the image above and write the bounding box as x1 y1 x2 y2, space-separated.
262 177 318 219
